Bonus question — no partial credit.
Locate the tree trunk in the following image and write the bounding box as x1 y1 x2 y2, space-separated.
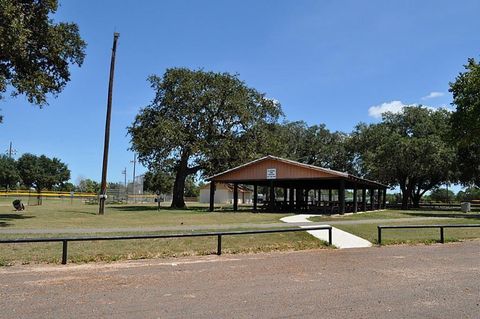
36 189 42 206
170 151 203 209
400 189 409 210
171 167 187 208
411 194 421 208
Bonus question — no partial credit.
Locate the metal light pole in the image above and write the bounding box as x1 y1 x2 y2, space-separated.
131 153 136 203
122 167 127 201
5 142 16 158
4 142 17 192
99 32 120 215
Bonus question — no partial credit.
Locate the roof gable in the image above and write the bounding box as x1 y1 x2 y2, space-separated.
207 156 347 182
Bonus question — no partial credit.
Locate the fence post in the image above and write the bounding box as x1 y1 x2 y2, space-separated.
328 227 332 246
217 235 222 255
377 226 382 245
440 227 444 244
62 240 68 265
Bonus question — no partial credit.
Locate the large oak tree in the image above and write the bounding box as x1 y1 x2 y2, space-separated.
0 0 86 122
449 58 480 187
274 121 356 173
129 68 282 208
17 153 70 204
351 106 456 209
0 155 20 190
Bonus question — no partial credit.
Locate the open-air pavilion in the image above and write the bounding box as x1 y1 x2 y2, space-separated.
206 155 388 214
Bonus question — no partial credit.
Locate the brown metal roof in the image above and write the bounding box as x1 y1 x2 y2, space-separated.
206 155 387 188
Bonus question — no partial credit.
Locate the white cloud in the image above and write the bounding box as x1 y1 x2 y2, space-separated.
422 91 445 100
368 100 406 119
368 100 454 119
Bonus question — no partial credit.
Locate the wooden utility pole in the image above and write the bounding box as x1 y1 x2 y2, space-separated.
99 32 119 215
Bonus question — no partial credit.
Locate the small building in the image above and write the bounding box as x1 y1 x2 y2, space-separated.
206 155 387 214
199 183 253 205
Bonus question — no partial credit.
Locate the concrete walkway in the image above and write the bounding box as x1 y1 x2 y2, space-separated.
281 214 373 248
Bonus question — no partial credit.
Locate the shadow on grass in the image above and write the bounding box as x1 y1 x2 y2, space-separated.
111 205 210 213
403 212 480 219
0 213 35 227
61 210 97 216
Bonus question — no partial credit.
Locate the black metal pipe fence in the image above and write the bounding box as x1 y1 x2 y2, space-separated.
377 224 480 245
0 226 333 265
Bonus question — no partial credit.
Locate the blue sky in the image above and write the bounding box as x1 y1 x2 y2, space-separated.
1 0 479 187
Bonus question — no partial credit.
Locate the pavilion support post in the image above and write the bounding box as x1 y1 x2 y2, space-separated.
328 188 333 214
283 187 288 203
233 183 238 212
289 188 295 210
353 186 358 213
339 180 345 215
296 188 302 210
362 188 367 212
269 182 275 210
209 182 216 212
382 188 387 209
376 189 381 210
370 189 375 211
253 184 258 211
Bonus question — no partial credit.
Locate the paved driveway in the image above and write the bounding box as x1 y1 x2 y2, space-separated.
1 241 479 318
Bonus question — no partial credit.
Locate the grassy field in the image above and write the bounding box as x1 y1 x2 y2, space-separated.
309 209 480 245
0 199 286 229
2 199 480 265
308 209 478 221
0 229 329 266
0 199 331 265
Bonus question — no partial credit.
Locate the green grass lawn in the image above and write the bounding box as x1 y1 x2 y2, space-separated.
308 209 479 222
309 209 480 245
0 199 331 265
0 229 329 266
2 199 480 265
0 199 287 229
335 218 480 245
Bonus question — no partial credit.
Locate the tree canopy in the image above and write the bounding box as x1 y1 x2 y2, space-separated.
0 155 20 190
0 0 86 118
449 58 480 187
428 187 455 203
143 169 174 196
17 153 70 203
351 106 456 208
456 186 480 202
129 68 283 208
274 121 356 173
76 178 100 193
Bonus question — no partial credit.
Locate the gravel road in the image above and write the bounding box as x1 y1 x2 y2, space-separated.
1 241 479 318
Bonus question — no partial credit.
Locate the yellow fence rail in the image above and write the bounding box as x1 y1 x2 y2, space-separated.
0 191 97 198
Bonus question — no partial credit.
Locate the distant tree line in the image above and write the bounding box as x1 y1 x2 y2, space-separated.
0 153 70 204
131 59 480 209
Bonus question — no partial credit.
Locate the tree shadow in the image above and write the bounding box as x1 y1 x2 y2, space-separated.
403 211 480 219
0 213 35 227
62 210 97 216
111 205 209 213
